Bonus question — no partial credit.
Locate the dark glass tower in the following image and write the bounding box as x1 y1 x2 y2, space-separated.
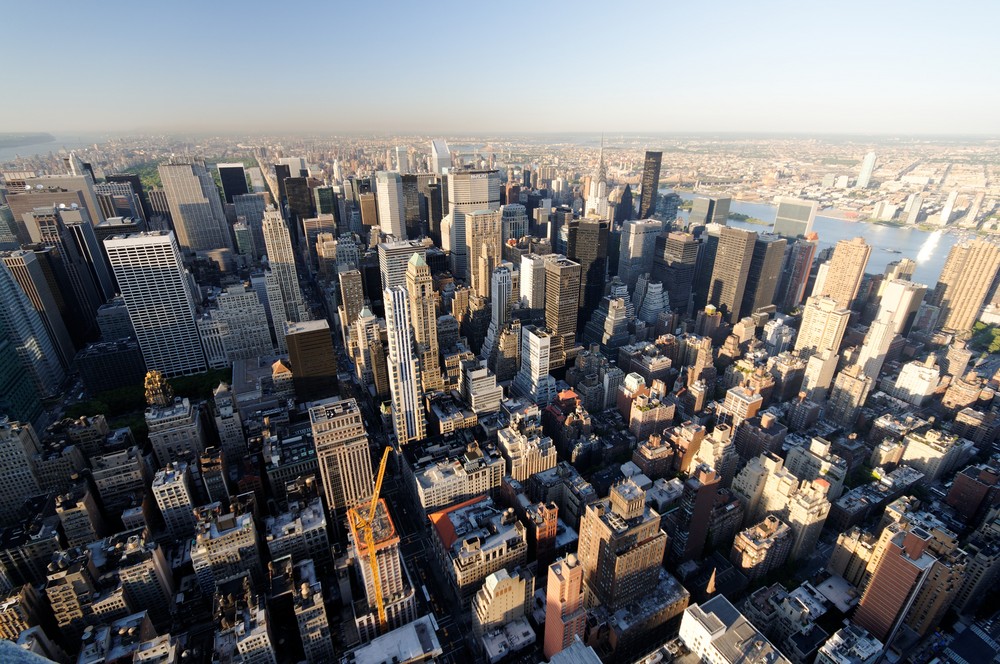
638 151 662 220
740 234 787 317
218 163 249 204
567 218 610 330
653 231 699 315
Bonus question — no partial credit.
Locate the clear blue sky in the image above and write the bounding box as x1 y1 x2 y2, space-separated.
4 0 998 135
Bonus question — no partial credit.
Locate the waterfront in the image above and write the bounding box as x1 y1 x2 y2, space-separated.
673 194 959 286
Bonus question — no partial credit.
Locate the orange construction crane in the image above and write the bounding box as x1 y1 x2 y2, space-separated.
348 445 393 632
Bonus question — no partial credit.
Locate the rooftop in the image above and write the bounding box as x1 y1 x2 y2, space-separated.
342 614 442 664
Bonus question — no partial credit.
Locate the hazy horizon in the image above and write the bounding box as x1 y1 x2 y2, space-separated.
4 1 999 136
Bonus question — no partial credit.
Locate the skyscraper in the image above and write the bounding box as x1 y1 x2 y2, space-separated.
309 398 374 513
405 253 443 393
814 237 871 310
158 161 233 256
795 295 850 360
285 320 338 399
1 249 74 369
466 209 503 298
384 286 427 444
772 197 817 239
500 204 529 244
217 163 249 204
856 151 876 189
262 207 308 323
688 196 731 228
617 218 663 289
856 280 926 378
103 231 207 377
544 257 581 368
740 233 787 317
775 236 818 311
446 169 501 279
577 479 667 609
375 171 406 239
544 555 586 659
0 419 41 522
652 231 699 315
638 151 663 220
707 226 757 322
852 528 934 641
930 239 1000 332
430 139 452 174
233 193 267 259
378 240 426 292
567 219 609 319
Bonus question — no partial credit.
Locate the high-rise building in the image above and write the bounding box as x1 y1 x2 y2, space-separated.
466 209 503 298
520 254 547 310
730 515 792 581
776 236 818 311
375 171 406 239
814 237 871 310
501 204 528 244
856 280 926 379
577 479 667 609
104 231 206 377
544 555 586 659
217 163 249 204
852 528 935 641
378 239 426 292
151 461 197 539
309 398 374 513
0 419 41 523
285 320 338 399
262 207 308 323
158 161 232 255
430 139 452 174
290 559 334 663
772 197 818 238
234 193 268 259
638 151 663 220
740 233 787 317
512 325 558 406
347 499 417 641
406 254 443 393
688 196 731 228
567 219 610 319
446 169 501 279
856 151 876 189
707 226 757 322
930 239 1000 332
0 260 65 398
544 257 581 368
617 219 662 288
795 295 850 360
0 339 42 425
652 231 698 315
19 207 106 332
191 505 262 593
384 286 427 444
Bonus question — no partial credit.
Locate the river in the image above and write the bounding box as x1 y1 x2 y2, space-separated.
670 194 958 287
0 134 106 163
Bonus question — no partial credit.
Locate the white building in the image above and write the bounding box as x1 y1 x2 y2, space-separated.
191 506 261 593
447 170 501 278
512 325 558 406
104 231 206 377
0 419 41 522
385 286 427 444
856 152 876 189
679 595 790 664
378 240 426 293
375 171 406 239
501 204 529 243
151 462 197 539
520 253 547 310
262 207 308 323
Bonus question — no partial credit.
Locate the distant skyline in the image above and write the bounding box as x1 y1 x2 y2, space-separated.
4 1 999 136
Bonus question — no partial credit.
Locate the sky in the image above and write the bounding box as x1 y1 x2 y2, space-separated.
3 0 999 136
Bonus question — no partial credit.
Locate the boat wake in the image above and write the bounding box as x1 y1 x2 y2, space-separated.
916 230 942 263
